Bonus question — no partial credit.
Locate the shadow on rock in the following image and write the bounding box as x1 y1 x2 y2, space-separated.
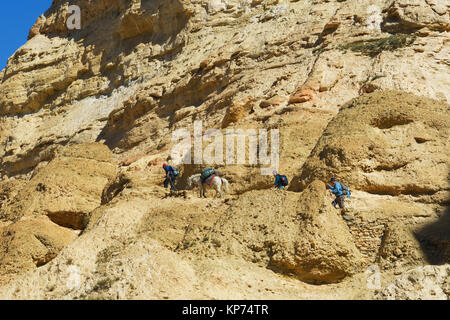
415 205 450 265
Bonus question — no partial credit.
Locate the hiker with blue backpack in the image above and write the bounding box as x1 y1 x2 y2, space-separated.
326 177 351 209
271 171 289 190
162 163 179 191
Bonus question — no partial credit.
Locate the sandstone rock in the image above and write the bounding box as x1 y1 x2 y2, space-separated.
260 95 287 108
119 153 146 167
0 180 367 299
207 0 227 15
270 181 365 283
0 35 86 116
0 179 28 223
0 217 77 284
382 0 450 32
221 96 255 128
116 0 191 40
377 223 427 270
0 0 191 120
174 106 197 121
1 0 448 181
293 91 450 201
415 207 450 265
183 180 364 284
5 143 117 230
288 87 316 104
257 4 288 22
377 264 450 300
0 197 200 299
28 15 46 40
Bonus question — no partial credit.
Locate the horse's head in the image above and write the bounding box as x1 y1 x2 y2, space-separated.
187 175 195 188
187 174 200 188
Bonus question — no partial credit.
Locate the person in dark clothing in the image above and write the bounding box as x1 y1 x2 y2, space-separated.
163 163 178 191
271 170 288 190
326 177 347 209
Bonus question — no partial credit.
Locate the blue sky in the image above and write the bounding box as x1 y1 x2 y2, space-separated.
0 1 52 71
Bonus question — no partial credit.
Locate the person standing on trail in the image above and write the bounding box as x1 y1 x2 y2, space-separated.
162 163 179 191
326 177 350 209
271 170 289 190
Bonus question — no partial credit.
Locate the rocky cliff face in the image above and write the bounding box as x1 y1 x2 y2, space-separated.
0 0 448 299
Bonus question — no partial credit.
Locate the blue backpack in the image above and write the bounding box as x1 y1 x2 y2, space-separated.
168 166 179 176
201 168 216 180
342 184 351 198
279 175 288 186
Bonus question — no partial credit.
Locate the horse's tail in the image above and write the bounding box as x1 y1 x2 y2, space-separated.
221 178 230 193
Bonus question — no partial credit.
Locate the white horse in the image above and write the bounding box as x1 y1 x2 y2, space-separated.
187 174 230 198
